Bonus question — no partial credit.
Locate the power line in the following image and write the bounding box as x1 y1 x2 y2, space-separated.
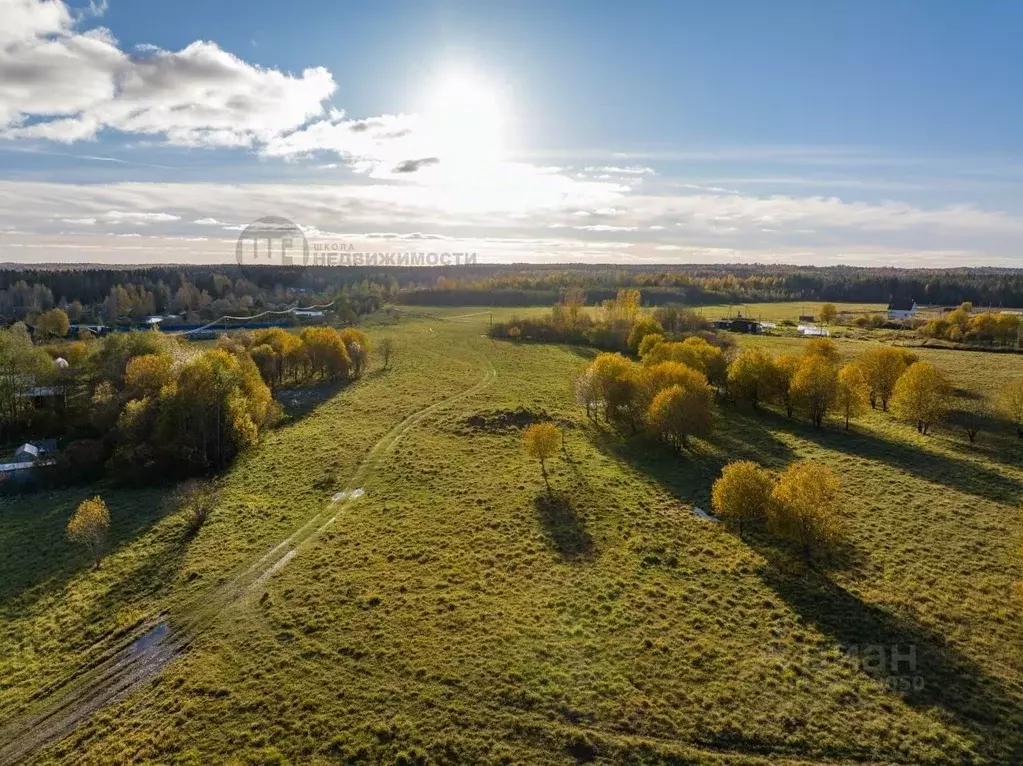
169 300 337 337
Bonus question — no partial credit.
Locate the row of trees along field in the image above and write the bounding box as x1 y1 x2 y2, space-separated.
576 331 1023 442
917 301 1022 346
0 321 372 486
491 288 730 356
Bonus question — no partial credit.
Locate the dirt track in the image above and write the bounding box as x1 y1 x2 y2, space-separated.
0 341 496 765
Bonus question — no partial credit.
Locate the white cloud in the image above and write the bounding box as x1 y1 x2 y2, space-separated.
0 0 336 147
102 210 180 223
583 165 656 175
1 174 1022 267
575 224 638 232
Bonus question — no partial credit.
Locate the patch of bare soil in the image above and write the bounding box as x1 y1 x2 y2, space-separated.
459 407 573 434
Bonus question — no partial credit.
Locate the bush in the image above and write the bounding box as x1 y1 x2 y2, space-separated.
711 461 774 536
175 479 217 537
770 461 843 562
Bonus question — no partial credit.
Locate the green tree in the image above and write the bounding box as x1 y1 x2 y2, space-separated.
339 328 371 377
948 395 991 444
627 317 664 355
819 303 838 324
711 461 775 537
637 333 665 360
36 308 70 340
379 337 396 369
0 327 54 438
67 496 111 569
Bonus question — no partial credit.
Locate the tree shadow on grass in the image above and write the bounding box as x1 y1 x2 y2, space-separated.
759 566 1023 763
81 521 191 643
274 381 347 425
0 485 174 615
774 411 1023 505
533 492 594 561
939 411 1023 471
590 409 796 512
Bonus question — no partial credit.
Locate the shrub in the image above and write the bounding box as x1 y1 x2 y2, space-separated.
711 461 775 536
175 479 217 538
770 461 843 562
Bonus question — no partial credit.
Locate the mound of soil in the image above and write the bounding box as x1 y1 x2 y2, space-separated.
460 407 573 434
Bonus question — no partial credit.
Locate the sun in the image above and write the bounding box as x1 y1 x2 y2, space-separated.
421 68 506 165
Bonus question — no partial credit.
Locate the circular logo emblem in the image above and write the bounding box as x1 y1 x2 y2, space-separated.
235 216 309 266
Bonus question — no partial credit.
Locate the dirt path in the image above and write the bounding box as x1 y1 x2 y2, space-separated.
0 341 496 766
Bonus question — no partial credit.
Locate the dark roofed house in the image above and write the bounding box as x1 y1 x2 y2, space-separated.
713 317 761 334
887 297 917 321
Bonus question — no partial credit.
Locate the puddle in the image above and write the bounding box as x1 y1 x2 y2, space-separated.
691 507 720 523
131 622 169 654
331 488 365 503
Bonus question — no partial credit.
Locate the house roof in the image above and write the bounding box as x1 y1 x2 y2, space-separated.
15 439 57 457
887 297 916 311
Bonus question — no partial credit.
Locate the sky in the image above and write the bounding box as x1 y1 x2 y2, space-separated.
1 0 1022 267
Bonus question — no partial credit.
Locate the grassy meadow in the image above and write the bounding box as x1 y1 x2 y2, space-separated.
2 302 1023 764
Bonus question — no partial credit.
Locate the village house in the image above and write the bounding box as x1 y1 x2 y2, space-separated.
887 297 918 321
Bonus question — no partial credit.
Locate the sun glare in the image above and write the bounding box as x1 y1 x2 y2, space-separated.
421 68 506 165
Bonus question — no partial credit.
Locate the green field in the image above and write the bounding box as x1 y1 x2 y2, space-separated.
2 304 1023 764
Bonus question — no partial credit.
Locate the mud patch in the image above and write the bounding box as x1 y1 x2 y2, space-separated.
331 488 365 503
691 506 720 523
131 622 169 655
459 407 573 434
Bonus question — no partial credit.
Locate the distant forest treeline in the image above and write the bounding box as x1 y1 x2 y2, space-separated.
396 264 1023 307
4 264 1023 320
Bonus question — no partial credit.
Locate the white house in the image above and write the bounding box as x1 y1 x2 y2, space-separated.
887 298 917 321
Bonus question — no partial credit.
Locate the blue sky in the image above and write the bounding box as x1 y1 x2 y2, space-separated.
1 0 1022 266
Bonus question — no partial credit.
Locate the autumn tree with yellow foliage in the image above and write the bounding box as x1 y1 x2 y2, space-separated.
644 372 714 453
836 363 870 430
727 348 777 410
891 361 949 434
67 496 111 569
711 461 775 537
858 347 913 411
523 422 562 494
770 461 843 562
790 355 838 427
